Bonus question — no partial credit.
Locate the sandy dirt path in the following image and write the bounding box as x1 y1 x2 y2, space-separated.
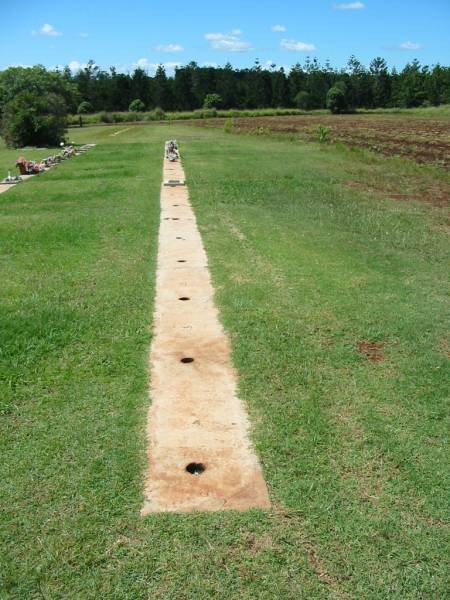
141 152 270 514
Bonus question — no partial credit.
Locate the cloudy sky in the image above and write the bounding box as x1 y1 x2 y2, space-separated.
1 0 449 73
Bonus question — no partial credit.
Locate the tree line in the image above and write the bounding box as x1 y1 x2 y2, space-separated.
61 56 450 111
0 57 449 146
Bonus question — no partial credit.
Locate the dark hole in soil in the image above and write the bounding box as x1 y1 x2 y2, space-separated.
185 462 205 475
172 218 180 220
179 297 190 301
181 357 194 363
176 237 183 239
173 204 179 206
178 259 186 262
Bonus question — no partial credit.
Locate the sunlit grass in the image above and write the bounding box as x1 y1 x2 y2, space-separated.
1 124 448 599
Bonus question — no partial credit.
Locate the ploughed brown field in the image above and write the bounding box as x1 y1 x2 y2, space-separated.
193 114 450 169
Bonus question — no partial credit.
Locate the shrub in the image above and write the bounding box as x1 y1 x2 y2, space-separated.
77 101 93 114
153 106 165 120
0 65 79 117
99 112 113 123
326 86 348 114
112 112 126 123
203 93 222 109
67 114 80 126
194 108 217 119
129 99 145 112
1 90 67 147
223 118 234 133
126 111 143 121
295 91 311 110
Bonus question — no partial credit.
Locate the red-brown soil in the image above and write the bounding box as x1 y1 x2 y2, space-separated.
357 341 385 363
193 115 450 169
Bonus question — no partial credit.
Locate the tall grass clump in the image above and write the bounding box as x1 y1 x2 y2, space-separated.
317 124 330 143
223 118 234 133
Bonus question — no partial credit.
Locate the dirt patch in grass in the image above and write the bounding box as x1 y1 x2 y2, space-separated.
439 338 450 357
344 179 450 208
357 341 385 363
427 516 449 528
228 221 247 242
193 114 450 168
245 533 275 554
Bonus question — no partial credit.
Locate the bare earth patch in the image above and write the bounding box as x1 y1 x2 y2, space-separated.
193 114 450 169
344 179 450 208
141 152 270 513
357 341 385 363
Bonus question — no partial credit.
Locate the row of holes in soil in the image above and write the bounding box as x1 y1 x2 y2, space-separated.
172 216 205 476
164 166 205 473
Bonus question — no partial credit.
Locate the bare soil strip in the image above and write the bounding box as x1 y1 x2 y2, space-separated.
141 152 270 514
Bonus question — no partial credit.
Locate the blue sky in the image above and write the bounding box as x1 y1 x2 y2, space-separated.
1 0 449 74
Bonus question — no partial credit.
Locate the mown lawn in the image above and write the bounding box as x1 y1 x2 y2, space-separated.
1 123 448 599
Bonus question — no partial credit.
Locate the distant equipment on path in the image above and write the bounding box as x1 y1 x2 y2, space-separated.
163 140 185 186
165 139 180 162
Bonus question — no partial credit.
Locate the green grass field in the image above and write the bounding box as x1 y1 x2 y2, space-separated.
1 123 448 599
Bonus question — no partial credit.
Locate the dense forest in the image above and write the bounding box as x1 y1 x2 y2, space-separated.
2 57 450 114
63 57 450 111
1 57 449 146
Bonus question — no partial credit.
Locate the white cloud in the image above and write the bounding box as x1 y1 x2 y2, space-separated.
113 64 131 74
155 43 184 53
7 63 32 68
164 61 182 70
333 2 365 9
135 58 152 69
80 32 89 38
271 25 286 32
280 38 316 51
202 61 218 68
399 41 422 50
51 60 91 72
265 60 276 69
133 59 181 72
205 33 225 41
65 60 88 71
205 30 252 52
34 23 62 36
